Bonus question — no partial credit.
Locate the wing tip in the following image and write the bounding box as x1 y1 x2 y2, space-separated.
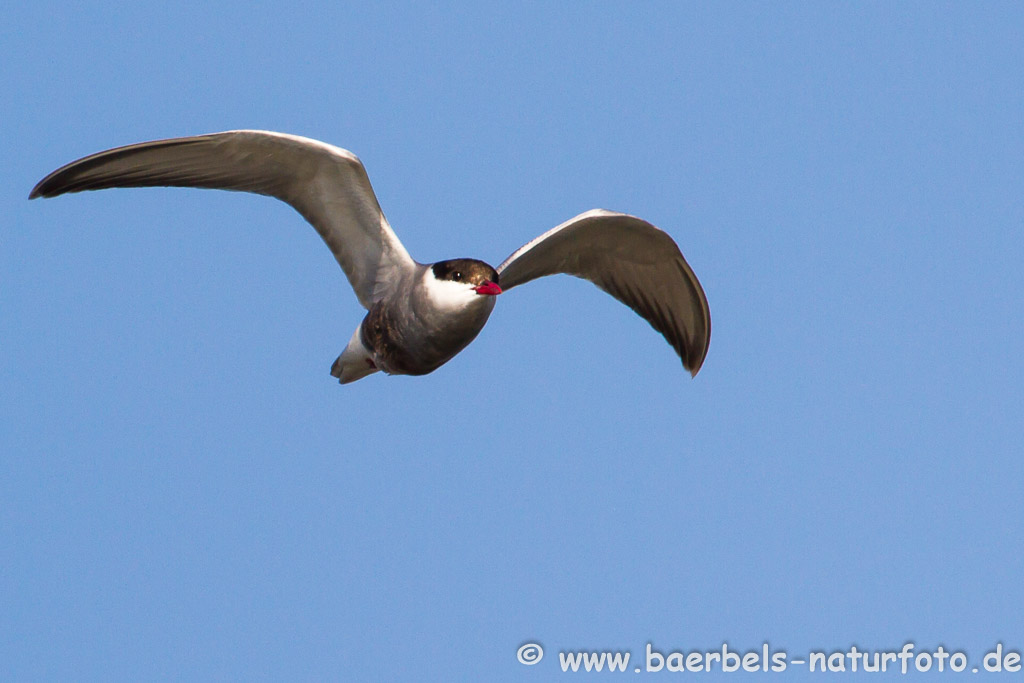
688 333 711 378
684 349 706 378
29 175 55 199
29 175 72 200
28 178 57 199
682 316 711 378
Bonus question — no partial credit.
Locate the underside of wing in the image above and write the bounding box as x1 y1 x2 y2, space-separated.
30 130 415 308
498 210 711 375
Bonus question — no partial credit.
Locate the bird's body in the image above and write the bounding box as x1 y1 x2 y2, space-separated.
30 131 711 383
333 260 499 383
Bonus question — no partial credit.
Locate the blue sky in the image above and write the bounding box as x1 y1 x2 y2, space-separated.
3 2 1022 680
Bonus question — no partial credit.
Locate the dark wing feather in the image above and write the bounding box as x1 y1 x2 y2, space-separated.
497 210 710 375
30 130 415 307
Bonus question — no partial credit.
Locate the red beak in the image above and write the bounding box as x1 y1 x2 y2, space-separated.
474 281 502 296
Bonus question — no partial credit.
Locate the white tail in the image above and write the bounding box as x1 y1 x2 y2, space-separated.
330 324 379 384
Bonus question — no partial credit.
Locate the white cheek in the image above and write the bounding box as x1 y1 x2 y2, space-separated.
422 273 479 311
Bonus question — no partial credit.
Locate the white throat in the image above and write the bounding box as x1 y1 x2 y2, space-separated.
421 270 481 312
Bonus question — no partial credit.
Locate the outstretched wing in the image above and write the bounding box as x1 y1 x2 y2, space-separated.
498 210 711 375
30 130 416 308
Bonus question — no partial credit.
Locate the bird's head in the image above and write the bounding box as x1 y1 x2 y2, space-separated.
427 259 502 310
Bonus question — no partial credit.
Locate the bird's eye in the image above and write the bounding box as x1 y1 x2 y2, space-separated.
452 271 463 281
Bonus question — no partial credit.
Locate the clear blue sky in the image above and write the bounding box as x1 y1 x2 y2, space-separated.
4 2 1022 680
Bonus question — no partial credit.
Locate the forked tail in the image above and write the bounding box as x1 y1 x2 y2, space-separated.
330 325 379 384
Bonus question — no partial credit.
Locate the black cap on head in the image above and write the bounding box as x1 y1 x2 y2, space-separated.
431 259 499 286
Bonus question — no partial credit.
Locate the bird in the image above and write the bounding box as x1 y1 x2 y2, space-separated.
30 130 710 384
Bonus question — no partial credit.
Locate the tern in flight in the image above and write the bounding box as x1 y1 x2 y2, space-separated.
31 131 710 383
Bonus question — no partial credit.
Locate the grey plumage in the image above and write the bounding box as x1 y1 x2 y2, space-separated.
30 130 711 382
